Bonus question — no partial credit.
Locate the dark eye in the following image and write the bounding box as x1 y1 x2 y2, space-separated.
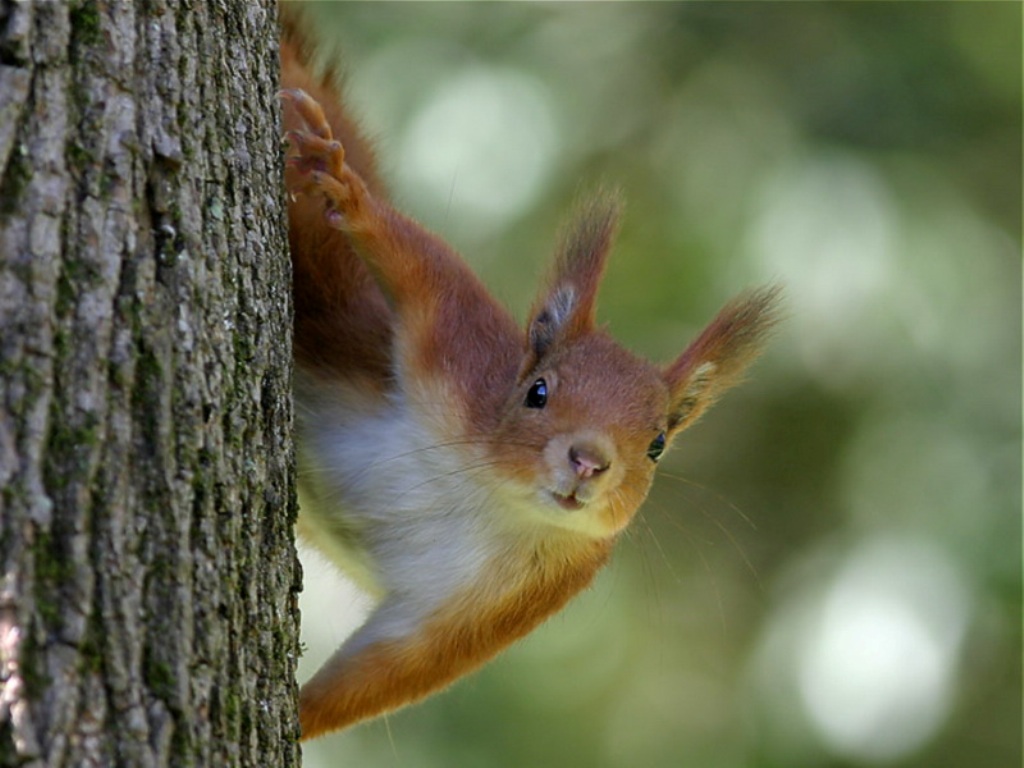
647 432 666 462
525 378 548 409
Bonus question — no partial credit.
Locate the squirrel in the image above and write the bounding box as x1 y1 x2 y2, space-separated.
279 12 780 740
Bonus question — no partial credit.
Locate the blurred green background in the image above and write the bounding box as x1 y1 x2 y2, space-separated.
289 3 1021 767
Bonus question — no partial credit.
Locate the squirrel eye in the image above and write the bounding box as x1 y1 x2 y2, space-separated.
525 378 548 409
647 432 666 462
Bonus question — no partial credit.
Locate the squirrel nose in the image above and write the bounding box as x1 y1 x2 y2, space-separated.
569 444 610 479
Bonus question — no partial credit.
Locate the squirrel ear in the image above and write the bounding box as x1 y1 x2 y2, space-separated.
663 286 782 435
527 191 622 360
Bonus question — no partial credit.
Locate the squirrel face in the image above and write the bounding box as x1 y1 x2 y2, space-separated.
488 332 672 539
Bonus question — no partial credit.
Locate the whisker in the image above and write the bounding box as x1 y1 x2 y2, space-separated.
624 512 667 633
655 468 758 531
398 457 513 498
298 435 543 489
631 505 685 589
700 507 761 584
648 469 762 585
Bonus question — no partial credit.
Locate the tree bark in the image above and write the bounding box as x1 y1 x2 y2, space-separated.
0 1 300 766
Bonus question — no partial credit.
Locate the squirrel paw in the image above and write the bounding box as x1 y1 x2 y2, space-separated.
280 88 370 231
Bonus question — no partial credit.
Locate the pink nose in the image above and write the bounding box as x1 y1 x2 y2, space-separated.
569 444 610 479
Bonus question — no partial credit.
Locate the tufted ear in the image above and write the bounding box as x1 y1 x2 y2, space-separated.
663 286 781 436
526 191 622 363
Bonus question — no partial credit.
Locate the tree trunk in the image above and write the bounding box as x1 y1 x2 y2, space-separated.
0 1 300 766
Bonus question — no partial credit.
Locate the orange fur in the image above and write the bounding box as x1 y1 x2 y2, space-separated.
300 536 610 738
281 10 779 739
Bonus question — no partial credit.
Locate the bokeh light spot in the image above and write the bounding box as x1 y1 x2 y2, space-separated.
397 67 559 234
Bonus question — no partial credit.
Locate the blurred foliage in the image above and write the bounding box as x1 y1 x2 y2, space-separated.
289 3 1021 768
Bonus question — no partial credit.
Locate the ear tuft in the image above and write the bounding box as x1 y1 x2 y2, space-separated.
526 190 622 360
664 285 782 434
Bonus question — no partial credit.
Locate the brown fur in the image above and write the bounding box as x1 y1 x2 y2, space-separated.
281 9 779 739
281 19 393 385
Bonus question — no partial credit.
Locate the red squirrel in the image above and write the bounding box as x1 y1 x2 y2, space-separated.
280 15 780 740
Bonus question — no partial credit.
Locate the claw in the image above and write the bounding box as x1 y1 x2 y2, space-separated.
281 89 372 232
279 87 333 139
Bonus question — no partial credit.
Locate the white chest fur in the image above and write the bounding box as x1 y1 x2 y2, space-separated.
295 377 508 629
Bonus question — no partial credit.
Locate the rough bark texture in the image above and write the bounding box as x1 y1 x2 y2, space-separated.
0 1 300 766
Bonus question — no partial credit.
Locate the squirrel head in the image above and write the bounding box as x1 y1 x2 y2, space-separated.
487 192 780 539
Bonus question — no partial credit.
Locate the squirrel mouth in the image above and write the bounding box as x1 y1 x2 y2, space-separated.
550 491 585 512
